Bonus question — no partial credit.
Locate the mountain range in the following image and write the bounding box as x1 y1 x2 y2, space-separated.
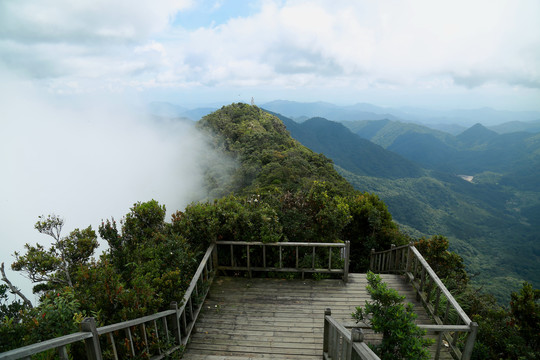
148 100 540 301
261 109 540 302
261 100 540 133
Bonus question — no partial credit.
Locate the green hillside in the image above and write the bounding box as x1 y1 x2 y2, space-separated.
197 103 353 197
277 114 540 302
267 113 424 179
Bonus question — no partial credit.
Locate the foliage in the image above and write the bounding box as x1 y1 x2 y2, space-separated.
12 214 98 293
0 285 27 352
352 271 432 360
509 282 540 353
462 282 540 359
25 289 83 343
2 199 202 353
98 200 200 321
414 235 468 290
197 103 353 197
338 165 540 302
343 192 408 272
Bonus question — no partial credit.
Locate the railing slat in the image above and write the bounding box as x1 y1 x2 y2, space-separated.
329 248 332 270
108 332 119 360
125 327 135 357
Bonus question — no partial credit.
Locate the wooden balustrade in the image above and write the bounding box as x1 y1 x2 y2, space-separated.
0 243 217 360
323 308 380 360
370 243 478 360
215 240 350 282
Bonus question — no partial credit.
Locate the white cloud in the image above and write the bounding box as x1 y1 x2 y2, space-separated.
156 0 540 92
0 73 227 298
0 0 539 107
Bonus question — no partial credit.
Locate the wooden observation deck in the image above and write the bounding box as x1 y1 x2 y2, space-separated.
182 273 451 359
0 242 476 360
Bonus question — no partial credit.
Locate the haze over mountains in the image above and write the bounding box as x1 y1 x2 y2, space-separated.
261 100 540 132
151 100 540 134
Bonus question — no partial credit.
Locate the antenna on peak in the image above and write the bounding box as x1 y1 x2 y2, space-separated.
251 97 255 106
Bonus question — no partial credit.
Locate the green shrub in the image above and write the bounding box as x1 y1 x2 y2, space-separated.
352 271 433 360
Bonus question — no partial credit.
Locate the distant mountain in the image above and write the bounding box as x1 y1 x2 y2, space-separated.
268 113 424 179
489 120 540 134
387 133 458 171
421 123 467 135
343 119 455 148
261 100 540 127
456 123 499 148
262 100 401 122
342 118 540 176
148 101 188 118
182 107 217 121
261 108 540 302
147 101 217 121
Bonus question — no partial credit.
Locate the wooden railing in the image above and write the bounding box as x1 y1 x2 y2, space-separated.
323 308 380 360
370 244 478 360
216 240 350 282
0 243 218 360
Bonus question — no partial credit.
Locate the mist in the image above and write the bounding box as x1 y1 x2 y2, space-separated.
0 77 224 301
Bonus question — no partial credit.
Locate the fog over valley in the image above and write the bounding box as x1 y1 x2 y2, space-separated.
0 78 229 299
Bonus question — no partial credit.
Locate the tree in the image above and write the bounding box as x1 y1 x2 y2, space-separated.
509 282 540 353
9 215 98 294
343 193 407 272
352 271 432 360
98 200 200 319
414 235 468 290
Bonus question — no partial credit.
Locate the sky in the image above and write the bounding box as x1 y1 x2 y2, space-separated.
1 0 539 110
1 0 540 299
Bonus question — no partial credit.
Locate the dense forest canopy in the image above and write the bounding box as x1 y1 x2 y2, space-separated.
1 103 538 359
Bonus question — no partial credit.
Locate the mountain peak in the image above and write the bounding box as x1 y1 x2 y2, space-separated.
457 123 498 147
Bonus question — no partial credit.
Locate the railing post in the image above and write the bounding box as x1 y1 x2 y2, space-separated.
406 242 413 274
247 244 252 278
462 322 478 360
370 248 375 271
389 244 395 272
343 241 350 283
212 241 218 272
81 318 102 360
169 302 182 345
323 308 331 354
57 346 68 360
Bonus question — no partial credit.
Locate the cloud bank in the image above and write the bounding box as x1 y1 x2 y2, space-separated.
0 73 224 299
1 0 539 107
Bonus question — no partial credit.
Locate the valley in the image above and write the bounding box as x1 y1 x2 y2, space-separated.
263 102 540 302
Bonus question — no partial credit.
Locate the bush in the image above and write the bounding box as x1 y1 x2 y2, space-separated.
352 271 432 360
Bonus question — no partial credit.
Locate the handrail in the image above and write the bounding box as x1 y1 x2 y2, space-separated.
323 308 380 360
0 243 218 360
216 240 350 282
369 243 478 360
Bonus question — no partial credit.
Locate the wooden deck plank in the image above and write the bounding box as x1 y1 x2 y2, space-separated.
182 273 451 360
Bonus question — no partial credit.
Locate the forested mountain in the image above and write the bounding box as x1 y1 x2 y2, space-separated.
343 119 540 188
265 112 423 179
490 120 540 134
2 103 539 359
271 113 540 302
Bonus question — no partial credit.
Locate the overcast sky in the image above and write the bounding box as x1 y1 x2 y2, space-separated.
1 0 540 299
1 0 539 110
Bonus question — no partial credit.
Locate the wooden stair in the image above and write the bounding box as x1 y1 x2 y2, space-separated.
182 273 450 359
